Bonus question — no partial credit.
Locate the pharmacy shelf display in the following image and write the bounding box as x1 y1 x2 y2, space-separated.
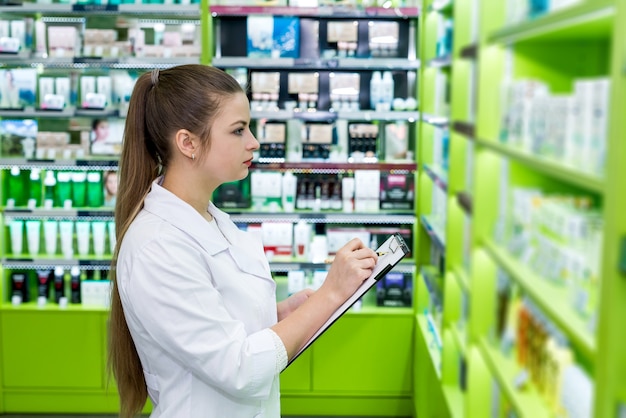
0 2 203 414
0 1 421 415
413 0 480 417
412 0 626 417
206 3 420 416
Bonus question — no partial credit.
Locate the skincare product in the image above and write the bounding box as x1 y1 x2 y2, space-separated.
43 170 56 209
56 171 72 208
293 220 311 258
25 219 41 256
59 220 74 259
92 221 106 257
11 271 29 303
70 266 81 303
27 168 42 208
370 71 382 110
287 270 306 295
9 219 24 255
7 166 24 207
86 171 103 207
108 221 116 253
36 269 51 300
71 171 87 207
43 220 58 256
75 221 91 257
309 235 328 263
282 172 297 212
53 266 65 303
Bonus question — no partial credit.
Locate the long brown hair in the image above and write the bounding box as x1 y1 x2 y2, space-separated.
107 64 244 417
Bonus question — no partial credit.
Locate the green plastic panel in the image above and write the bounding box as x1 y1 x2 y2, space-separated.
280 350 312 392
1 310 104 389
414 314 448 418
312 313 413 394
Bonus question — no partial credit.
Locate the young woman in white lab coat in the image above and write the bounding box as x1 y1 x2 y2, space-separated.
108 64 378 418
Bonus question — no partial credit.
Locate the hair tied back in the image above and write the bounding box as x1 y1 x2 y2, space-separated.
150 68 159 86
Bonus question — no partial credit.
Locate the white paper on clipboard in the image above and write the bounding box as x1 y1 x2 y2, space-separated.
285 233 410 368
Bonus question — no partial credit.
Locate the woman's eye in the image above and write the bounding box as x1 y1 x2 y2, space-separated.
234 128 244 135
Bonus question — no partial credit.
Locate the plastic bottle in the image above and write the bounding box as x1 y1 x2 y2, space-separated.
28 168 42 208
43 170 57 209
370 71 382 110
293 220 311 259
281 172 297 212
381 71 395 111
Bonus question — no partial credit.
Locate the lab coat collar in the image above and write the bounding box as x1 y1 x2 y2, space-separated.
143 179 272 280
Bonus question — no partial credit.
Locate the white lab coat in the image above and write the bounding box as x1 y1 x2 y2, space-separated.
116 179 286 417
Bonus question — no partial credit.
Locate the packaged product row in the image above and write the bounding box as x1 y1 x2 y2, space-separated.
4 218 116 259
0 69 138 114
6 266 111 307
275 268 413 308
212 0 418 7
1 118 126 159
505 0 582 24
495 182 603 330
214 170 415 213
499 77 610 177
217 13 415 61
236 220 413 263
231 69 417 114
252 118 414 163
3 166 117 209
0 16 200 58
492 269 594 418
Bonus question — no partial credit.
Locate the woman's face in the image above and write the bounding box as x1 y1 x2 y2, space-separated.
94 121 110 141
105 172 118 195
200 92 259 186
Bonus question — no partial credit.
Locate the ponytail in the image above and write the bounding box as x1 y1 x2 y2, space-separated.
108 72 154 418
107 64 244 417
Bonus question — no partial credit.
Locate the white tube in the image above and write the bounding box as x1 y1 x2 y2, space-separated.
59 221 74 259
25 220 41 256
75 221 91 257
43 220 58 256
9 220 24 255
91 221 106 257
108 221 116 254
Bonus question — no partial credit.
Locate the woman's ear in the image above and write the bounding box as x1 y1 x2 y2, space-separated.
173 129 197 161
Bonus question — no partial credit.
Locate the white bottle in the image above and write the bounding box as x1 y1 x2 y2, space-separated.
381 71 395 111
293 221 311 259
282 172 297 212
370 71 382 110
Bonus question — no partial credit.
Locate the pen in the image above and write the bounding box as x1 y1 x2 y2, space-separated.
324 252 388 264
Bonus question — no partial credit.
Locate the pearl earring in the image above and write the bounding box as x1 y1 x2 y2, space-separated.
192 153 195 161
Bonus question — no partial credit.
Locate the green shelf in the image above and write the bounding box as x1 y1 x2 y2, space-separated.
449 322 467 356
478 338 551 418
424 163 449 192
474 139 604 194
442 384 465 418
454 266 470 293
430 0 453 13
1 302 108 312
483 239 596 360
488 0 614 43
417 314 442 379
421 214 446 250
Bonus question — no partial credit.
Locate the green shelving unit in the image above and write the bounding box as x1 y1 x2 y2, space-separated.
414 0 626 417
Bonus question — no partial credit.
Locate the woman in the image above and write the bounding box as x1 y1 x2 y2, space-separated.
108 64 378 417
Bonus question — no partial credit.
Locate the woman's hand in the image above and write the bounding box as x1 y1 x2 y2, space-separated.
270 239 377 359
277 288 315 321
321 238 378 305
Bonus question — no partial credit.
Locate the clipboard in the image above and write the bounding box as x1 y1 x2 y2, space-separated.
285 233 410 368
